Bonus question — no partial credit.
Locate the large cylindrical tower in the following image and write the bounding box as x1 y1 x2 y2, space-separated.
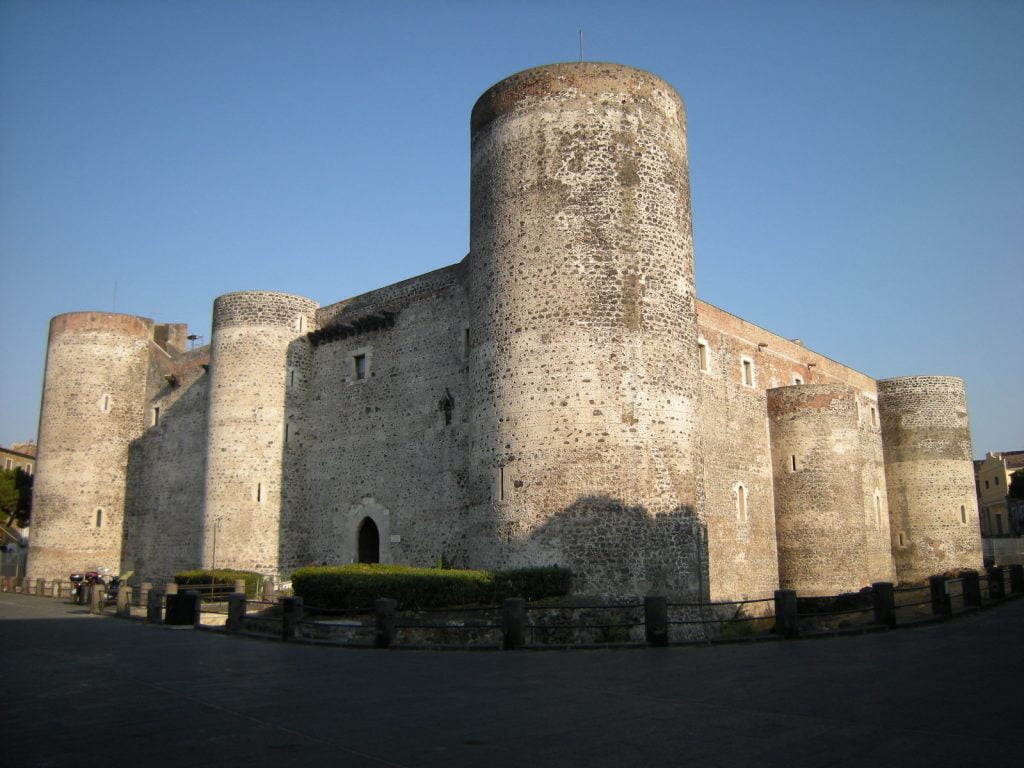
767 384 895 594
28 312 153 579
203 291 318 575
877 376 982 582
466 63 701 598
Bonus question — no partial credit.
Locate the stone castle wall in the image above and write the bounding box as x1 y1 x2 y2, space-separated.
26 63 982 599
878 376 982 582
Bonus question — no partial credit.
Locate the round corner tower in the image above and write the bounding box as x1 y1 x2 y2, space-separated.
466 62 701 598
204 291 319 576
767 384 895 594
877 375 982 582
28 312 155 580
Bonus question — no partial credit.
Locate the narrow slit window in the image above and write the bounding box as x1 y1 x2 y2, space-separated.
354 354 366 381
737 484 747 522
994 476 1000 486
498 466 505 502
898 532 905 547
741 359 754 387
874 493 882 528
870 406 877 427
95 508 104 528
464 328 471 358
256 482 262 503
285 423 290 444
793 375 803 385
698 342 709 372
152 406 160 426
960 505 967 524
790 455 798 472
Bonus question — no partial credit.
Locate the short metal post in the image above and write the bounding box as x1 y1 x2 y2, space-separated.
929 575 950 617
872 582 896 627
375 598 397 648
226 593 247 633
281 596 303 641
147 589 164 623
774 589 798 639
987 566 1005 600
961 571 981 608
644 595 669 646
502 597 526 650
1008 564 1024 595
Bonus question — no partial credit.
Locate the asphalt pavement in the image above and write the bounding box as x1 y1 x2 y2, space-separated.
2 591 1021 768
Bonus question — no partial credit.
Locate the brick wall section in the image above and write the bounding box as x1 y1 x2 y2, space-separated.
28 313 154 579
878 376 982 581
767 384 895 594
204 292 320 574
466 63 702 598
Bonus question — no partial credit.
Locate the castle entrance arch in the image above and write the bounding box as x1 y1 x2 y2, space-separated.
357 517 380 564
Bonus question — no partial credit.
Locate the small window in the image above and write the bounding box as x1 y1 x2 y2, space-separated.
994 476 1000 486
284 423 290 444
3 459 11 470
870 406 877 427
497 466 506 502
698 341 709 372
95 508 104 528
897 532 905 547
790 455 798 472
960 505 967 525
874 492 882 528
740 358 754 387
792 375 803 385
736 483 747 522
99 394 112 413
256 482 262 503
985 480 990 489
354 354 366 381
152 406 161 426
25 463 32 475
288 368 296 388
463 328 471 359
295 315 307 333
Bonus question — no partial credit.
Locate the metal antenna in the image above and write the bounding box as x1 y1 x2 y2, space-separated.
579 29 584 61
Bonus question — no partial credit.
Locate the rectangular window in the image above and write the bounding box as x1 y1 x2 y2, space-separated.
994 476 1000 486
25 463 32 475
257 482 262 503
354 354 366 380
870 407 877 427
152 406 160 426
741 359 753 387
497 466 506 502
3 459 11 470
793 375 803 385
698 342 708 372
285 423 290 444
985 480 990 489
791 455 798 472
464 328 471 359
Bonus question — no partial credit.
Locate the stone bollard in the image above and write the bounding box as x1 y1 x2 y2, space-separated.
281 596 303 642
37 578 46 596
502 598 526 650
644 596 669 646
1009 564 1024 595
147 590 164 623
140 582 152 606
375 598 397 649
872 582 896 628
165 582 178 596
987 566 1005 600
233 579 246 595
774 589 798 639
88 583 104 614
929 575 951 617
116 586 132 618
226 593 247 633
50 581 60 598
961 571 981 608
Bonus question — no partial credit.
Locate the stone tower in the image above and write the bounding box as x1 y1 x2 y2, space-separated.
203 291 319 574
767 384 895 594
877 376 982 582
466 62 702 597
28 313 153 578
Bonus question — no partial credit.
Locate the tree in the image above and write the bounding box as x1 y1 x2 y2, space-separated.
0 468 32 527
1010 469 1024 501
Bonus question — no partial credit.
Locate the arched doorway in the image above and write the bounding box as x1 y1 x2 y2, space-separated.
357 517 380 564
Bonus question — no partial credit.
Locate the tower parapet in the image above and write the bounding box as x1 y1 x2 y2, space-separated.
28 312 154 579
204 291 319 575
466 62 701 597
877 376 982 581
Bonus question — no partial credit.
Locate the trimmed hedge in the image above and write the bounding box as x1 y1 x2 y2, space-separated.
174 569 263 598
292 564 572 610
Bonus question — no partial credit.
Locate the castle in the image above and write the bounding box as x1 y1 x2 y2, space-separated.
27 63 983 600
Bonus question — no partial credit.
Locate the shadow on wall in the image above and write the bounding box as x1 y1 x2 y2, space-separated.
122 380 208 580
526 495 709 601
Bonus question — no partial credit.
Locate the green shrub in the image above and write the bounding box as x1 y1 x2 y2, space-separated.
291 564 572 610
174 569 263 598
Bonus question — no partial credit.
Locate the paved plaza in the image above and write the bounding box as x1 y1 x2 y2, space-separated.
2 592 1021 767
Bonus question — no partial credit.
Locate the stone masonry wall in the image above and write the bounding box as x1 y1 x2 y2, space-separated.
466 63 702 599
878 376 982 582
28 313 153 580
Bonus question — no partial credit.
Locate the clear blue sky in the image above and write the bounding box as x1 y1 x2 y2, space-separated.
1 0 1021 457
